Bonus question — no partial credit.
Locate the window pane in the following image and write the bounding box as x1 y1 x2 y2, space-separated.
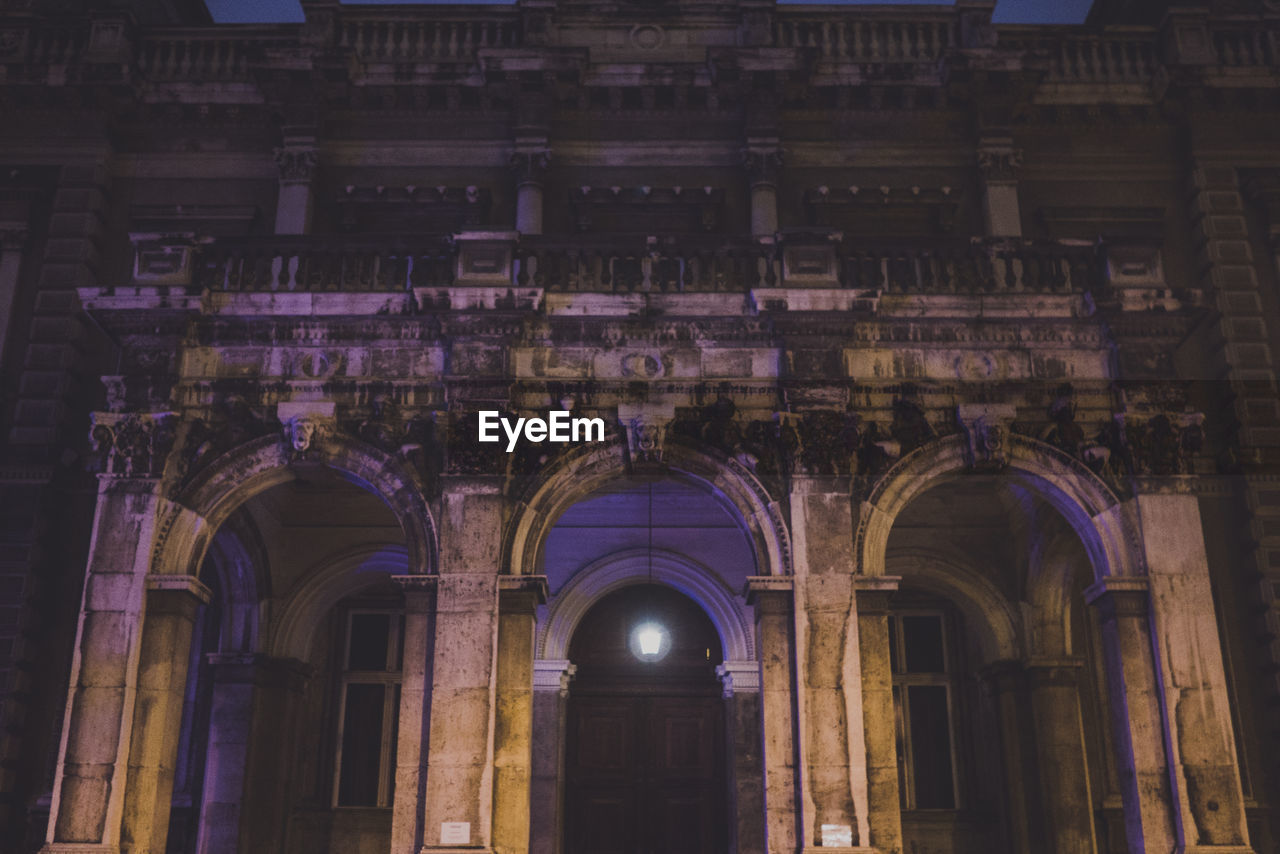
338 684 386 806
907 685 955 809
349 613 391 670
902 615 945 674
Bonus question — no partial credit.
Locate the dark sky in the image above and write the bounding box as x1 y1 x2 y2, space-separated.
205 0 1094 26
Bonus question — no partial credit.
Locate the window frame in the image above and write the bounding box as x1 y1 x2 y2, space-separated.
889 608 963 812
331 607 404 809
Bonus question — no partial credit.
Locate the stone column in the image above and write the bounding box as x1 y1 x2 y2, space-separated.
119 576 212 854
853 576 902 854
493 576 547 854
0 224 27 363
529 660 575 854
747 577 798 854
1084 577 1179 854
1133 489 1255 852
196 653 308 854
274 134 318 235
743 146 782 239
42 479 160 853
1026 658 1099 854
422 483 504 852
511 149 550 235
391 575 437 854
789 479 873 851
718 660 765 854
977 134 1023 238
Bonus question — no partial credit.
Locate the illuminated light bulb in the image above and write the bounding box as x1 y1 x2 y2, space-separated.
637 624 663 657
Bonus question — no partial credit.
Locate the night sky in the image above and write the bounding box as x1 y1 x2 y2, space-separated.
205 0 1095 26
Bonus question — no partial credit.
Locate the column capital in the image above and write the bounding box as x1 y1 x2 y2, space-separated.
533 658 576 696
745 575 793 610
716 660 761 697
742 146 783 188
977 136 1023 183
144 573 212 612
509 147 551 187
499 573 548 614
274 136 318 186
90 410 179 478
853 574 901 613
392 573 439 599
1084 576 1151 619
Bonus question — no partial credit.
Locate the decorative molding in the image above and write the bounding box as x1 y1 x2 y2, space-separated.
958 403 1016 471
89 411 178 478
617 401 676 465
274 139 318 185
533 659 577 696
716 660 761 697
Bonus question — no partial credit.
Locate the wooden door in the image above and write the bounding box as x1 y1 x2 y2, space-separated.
564 584 727 854
567 694 723 854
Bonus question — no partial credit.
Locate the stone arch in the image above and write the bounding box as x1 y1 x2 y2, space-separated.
538 548 755 663
885 548 1023 663
858 433 1138 583
269 543 410 661
504 438 791 579
152 430 437 584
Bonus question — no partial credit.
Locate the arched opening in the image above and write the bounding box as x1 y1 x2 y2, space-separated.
884 474 1118 854
532 474 765 854
565 584 726 854
167 464 414 854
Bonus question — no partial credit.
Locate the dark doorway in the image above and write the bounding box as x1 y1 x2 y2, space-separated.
565 584 727 854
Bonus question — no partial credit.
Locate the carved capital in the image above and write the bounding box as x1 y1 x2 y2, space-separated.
977 144 1024 183
89 411 178 478
1084 577 1150 621
274 141 318 185
533 659 577 696
742 147 784 187
510 148 551 186
618 401 675 465
958 403 1016 471
1123 410 1204 477
716 660 761 698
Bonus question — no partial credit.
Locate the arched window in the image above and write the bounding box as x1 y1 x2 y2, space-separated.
333 609 404 808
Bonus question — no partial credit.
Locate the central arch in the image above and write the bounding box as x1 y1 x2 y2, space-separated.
504 439 792 578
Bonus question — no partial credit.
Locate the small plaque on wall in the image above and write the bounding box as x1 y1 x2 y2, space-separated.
440 821 471 844
820 823 852 847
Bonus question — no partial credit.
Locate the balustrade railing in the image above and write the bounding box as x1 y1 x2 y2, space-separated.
1002 30 1158 83
773 16 955 62
137 33 273 81
338 15 522 61
187 235 1097 297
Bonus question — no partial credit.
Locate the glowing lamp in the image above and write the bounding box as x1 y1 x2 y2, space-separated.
630 621 671 662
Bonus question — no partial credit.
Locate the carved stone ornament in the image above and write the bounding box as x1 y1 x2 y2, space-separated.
510 149 551 185
618 402 676 465
958 403 1016 471
277 401 337 461
742 147 784 187
89 411 178 477
274 144 318 185
977 146 1024 183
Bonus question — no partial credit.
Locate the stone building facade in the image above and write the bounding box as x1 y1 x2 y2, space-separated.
0 0 1279 853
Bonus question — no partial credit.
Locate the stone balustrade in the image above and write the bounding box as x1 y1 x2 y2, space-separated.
176 234 1101 296
772 15 956 62
0 10 1275 90
338 14 523 61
